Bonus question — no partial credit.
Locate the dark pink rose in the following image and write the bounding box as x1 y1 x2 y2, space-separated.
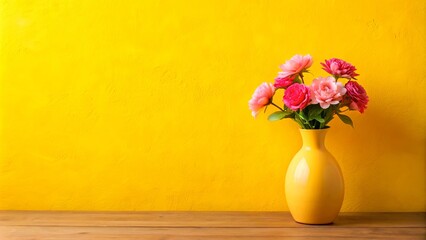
283 83 311 111
345 81 369 113
321 58 359 79
274 74 296 89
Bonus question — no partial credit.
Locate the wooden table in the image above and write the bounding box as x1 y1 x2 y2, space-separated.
0 211 424 239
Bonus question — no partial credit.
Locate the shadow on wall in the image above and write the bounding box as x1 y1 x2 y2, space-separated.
330 108 425 212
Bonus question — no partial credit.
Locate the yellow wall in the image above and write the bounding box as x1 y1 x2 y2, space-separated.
0 0 425 211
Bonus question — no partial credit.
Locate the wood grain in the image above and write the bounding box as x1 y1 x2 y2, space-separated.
0 211 424 239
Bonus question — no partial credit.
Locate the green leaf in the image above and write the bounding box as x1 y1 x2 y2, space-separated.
312 116 325 123
268 111 292 121
337 114 354 127
307 106 323 120
298 111 308 122
284 112 295 119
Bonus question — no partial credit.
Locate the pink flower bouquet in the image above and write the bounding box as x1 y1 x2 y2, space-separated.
249 54 368 128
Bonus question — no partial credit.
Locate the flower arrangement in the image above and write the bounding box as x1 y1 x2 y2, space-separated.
248 54 368 129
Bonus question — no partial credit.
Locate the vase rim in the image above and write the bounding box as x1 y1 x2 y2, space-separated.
299 127 330 132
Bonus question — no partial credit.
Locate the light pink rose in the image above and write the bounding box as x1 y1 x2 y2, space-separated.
283 83 311 111
345 81 369 113
321 58 359 79
279 54 313 78
248 82 275 117
274 74 296 89
310 76 346 109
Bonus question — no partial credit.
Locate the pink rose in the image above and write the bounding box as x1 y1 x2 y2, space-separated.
279 54 313 78
274 74 296 89
310 76 346 109
321 58 359 79
345 81 369 113
248 82 275 117
283 83 311 111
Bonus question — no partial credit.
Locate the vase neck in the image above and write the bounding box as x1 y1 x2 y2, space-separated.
299 129 328 150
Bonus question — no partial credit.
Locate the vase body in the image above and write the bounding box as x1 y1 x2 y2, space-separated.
285 128 344 224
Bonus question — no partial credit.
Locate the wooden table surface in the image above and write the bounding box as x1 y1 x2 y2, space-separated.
0 211 424 239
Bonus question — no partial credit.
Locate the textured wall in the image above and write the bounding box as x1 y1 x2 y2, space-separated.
0 0 425 211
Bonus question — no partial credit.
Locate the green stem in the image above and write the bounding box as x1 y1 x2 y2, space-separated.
315 120 320 129
333 75 339 81
270 102 284 111
293 118 305 129
296 111 311 129
338 106 350 113
299 73 305 84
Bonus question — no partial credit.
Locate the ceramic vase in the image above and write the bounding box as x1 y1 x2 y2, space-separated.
285 128 344 224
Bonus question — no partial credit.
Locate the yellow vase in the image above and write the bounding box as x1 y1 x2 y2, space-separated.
285 128 344 224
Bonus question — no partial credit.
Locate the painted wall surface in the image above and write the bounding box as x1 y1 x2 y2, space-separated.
0 0 425 211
